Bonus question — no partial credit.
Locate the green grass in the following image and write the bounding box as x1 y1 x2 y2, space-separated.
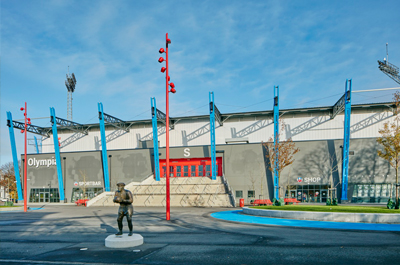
251 205 400 214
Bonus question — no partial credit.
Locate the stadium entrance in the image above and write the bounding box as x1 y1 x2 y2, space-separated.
160 157 222 177
286 185 329 203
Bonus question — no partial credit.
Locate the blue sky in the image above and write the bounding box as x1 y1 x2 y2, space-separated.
1 0 400 165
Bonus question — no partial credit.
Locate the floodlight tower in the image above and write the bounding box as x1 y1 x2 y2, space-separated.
378 43 400 85
65 68 77 121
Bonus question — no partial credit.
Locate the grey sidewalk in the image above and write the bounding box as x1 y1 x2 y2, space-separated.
1 205 400 264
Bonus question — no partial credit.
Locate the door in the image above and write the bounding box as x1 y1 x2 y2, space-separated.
39 192 45 203
39 192 49 203
321 190 328 203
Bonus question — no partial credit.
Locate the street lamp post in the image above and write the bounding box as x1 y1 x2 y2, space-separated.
159 33 176 221
20 102 31 212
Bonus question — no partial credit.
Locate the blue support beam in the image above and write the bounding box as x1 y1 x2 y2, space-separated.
209 92 217 180
151 98 161 181
273 86 280 199
50 107 65 201
98 103 111 192
6 112 23 201
341 79 352 201
34 136 40 154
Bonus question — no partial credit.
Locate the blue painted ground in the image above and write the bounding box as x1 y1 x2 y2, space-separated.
211 210 400 231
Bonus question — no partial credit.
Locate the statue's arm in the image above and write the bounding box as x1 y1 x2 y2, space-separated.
125 191 133 204
113 191 120 203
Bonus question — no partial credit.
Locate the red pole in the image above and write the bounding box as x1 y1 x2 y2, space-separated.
24 102 27 212
165 33 170 221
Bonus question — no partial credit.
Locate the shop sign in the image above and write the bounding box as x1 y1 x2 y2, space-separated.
303 177 321 183
297 177 303 183
75 181 102 186
28 157 56 168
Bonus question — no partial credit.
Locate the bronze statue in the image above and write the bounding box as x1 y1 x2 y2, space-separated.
113 182 134 236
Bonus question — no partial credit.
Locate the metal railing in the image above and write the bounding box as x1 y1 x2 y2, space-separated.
221 174 236 207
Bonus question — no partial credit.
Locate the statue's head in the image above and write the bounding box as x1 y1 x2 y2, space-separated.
116 182 125 192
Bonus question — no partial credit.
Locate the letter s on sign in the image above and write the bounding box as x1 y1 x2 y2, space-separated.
184 148 190 157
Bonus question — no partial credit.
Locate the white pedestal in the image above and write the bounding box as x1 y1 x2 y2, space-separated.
105 233 144 248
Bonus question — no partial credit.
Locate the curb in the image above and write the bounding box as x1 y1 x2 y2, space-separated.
243 207 400 224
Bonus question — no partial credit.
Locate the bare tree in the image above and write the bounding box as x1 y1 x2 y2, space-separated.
263 121 300 198
79 170 88 199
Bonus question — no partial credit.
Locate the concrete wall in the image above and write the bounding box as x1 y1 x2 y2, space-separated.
107 149 153 187
23 137 393 203
24 151 104 201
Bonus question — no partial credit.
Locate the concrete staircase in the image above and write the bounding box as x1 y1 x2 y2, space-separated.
87 175 235 207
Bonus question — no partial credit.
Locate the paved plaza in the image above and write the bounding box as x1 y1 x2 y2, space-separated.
1 205 400 264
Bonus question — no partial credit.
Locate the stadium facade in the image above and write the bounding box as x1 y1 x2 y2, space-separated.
16 102 396 205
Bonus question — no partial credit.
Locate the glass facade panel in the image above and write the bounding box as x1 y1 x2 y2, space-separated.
287 185 329 203
351 184 392 203
29 188 60 203
71 187 104 202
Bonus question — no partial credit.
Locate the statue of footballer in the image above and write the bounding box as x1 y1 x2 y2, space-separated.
113 182 134 236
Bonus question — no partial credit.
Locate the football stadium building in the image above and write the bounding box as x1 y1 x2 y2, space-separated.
6 89 396 207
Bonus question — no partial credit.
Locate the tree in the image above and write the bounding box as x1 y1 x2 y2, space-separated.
263 121 300 198
79 170 88 199
377 92 400 207
300 148 341 201
0 162 18 200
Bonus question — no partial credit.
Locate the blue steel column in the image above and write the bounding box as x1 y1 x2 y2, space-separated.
151 98 161 181
34 136 40 154
341 79 352 201
273 86 280 199
98 103 111 192
6 112 23 201
50 107 65 201
209 92 217 180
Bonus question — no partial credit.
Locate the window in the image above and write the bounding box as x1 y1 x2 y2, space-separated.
191 165 196 176
176 166 181 177
71 187 103 202
235 190 243 198
206 165 211 177
198 165 203 177
183 166 188 177
248 190 255 198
